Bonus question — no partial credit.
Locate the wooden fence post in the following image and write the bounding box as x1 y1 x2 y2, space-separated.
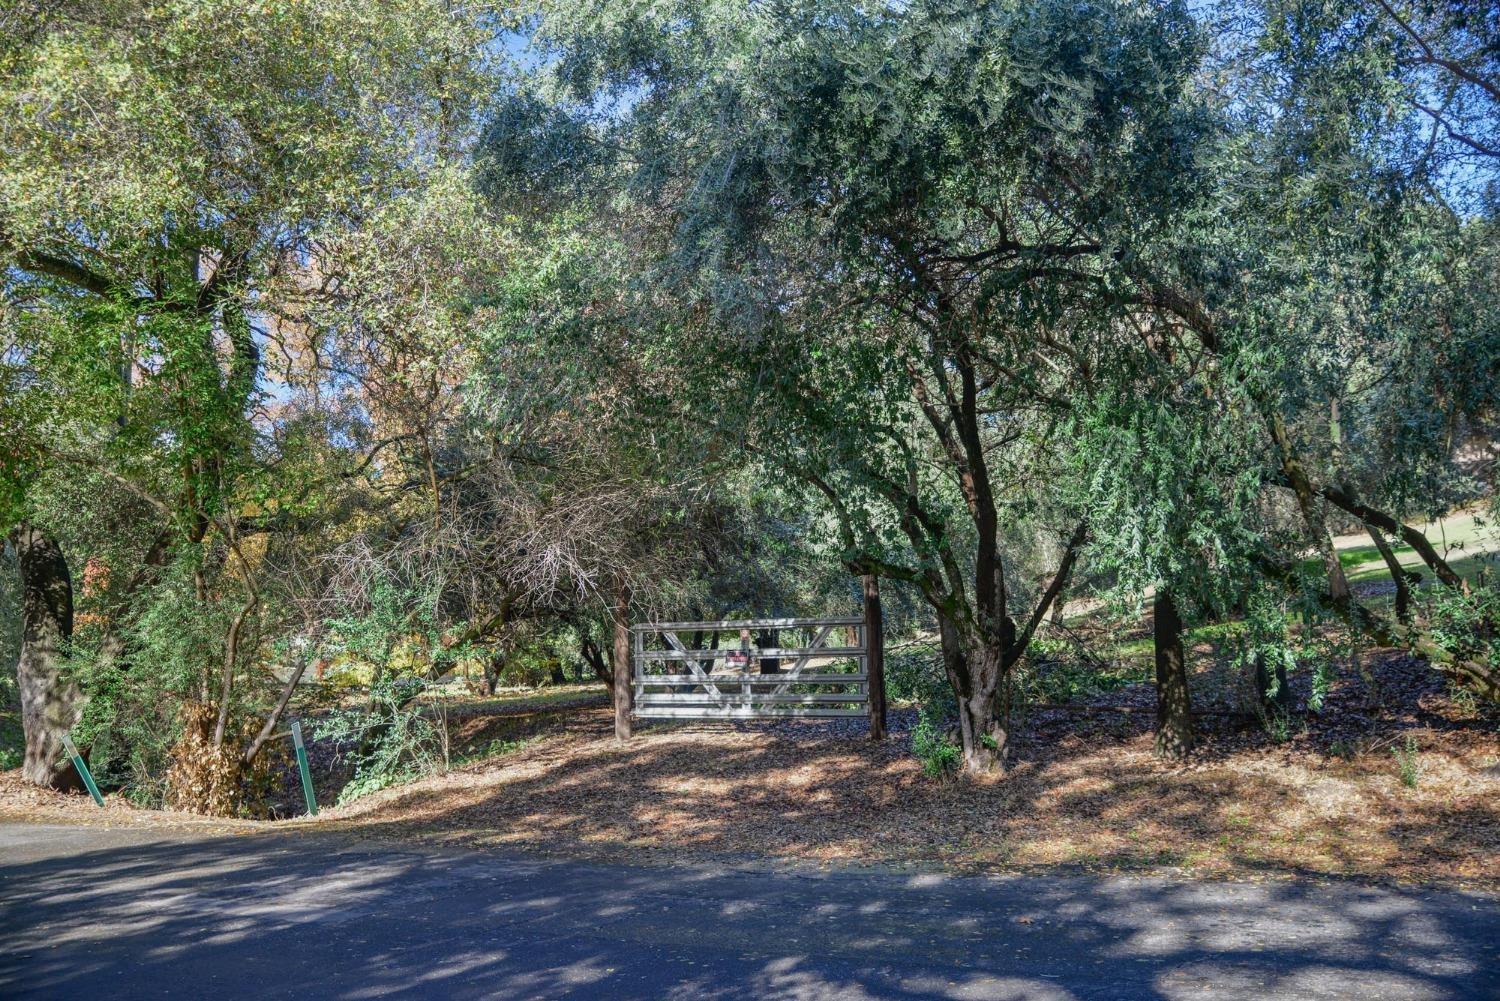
863 575 887 741
613 580 633 742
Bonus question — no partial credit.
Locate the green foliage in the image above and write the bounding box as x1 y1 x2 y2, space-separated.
1422 580 1500 672
1228 584 1306 711
0 0 500 811
457 736 536 767
316 679 447 806
68 650 173 801
1391 735 1420 788
1016 635 1147 706
910 708 961 779
67 557 249 801
0 662 18 772
884 644 953 716
324 574 421 674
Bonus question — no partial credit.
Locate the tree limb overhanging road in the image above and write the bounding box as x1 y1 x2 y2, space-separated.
0 823 1495 1000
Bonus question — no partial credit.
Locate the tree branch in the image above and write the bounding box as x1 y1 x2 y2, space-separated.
1009 520 1088 665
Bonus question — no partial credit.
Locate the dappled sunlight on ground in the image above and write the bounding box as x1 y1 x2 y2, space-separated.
306 658 1498 889
3 653 1494 890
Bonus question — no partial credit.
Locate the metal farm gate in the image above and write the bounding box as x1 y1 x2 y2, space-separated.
631 616 876 721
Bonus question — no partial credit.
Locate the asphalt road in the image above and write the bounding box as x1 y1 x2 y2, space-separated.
0 822 1496 1000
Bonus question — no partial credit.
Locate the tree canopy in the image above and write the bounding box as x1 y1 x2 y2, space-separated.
2 0 1496 804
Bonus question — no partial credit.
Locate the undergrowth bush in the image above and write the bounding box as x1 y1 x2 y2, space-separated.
1016 634 1143 706
910 707 961 778
1423 579 1499 673
69 561 237 807
317 678 447 806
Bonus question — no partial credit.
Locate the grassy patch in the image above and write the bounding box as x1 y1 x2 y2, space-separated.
1325 509 1498 586
432 683 608 715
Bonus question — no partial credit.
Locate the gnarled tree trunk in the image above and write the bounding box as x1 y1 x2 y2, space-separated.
1310 481 1464 589
934 615 1008 773
10 523 84 790
956 641 1008 774
481 651 505 697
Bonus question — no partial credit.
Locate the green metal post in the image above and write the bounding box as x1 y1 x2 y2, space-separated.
60 734 105 807
291 720 317 816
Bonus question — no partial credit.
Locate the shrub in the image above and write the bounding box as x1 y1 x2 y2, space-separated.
1015 649 1142 706
910 707 961 778
316 678 447 805
1423 579 1499 673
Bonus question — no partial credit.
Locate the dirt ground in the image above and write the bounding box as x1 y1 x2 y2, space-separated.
5 651 1497 890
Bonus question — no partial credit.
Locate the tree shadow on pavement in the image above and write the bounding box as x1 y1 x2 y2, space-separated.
1 824 1496 1000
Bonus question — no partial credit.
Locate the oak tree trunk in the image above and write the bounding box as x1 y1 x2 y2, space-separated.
1153 589 1193 760
863 575 886 741
932 611 1011 774
957 640 1008 773
580 635 612 688
10 523 84 790
482 651 504 697
1364 523 1413 623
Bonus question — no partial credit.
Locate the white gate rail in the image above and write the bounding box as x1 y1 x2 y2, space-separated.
631 616 868 719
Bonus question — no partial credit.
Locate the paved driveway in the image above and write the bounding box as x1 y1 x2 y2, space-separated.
0 822 1495 999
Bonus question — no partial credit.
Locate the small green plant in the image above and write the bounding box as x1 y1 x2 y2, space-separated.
1392 736 1420 788
334 769 410 803
1264 709 1293 744
910 708 961 778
